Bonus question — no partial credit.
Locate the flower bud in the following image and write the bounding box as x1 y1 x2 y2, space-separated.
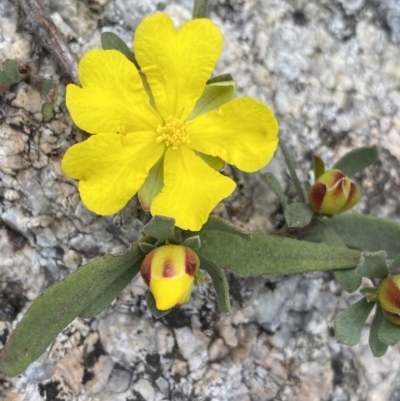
140 245 200 310
308 169 360 214
378 275 400 325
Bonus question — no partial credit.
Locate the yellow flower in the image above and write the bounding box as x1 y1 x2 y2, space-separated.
141 245 200 310
62 13 279 231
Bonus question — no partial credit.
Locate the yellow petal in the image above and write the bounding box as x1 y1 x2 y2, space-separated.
62 132 164 215
67 49 161 134
151 275 194 310
134 13 222 121
189 98 279 172
151 146 236 231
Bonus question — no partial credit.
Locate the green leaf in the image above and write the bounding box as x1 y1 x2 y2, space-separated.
388 253 400 273
198 217 252 240
206 74 234 84
101 32 139 68
199 256 230 313
333 146 379 177
360 287 377 295
279 139 306 203
324 228 361 293
183 235 201 250
369 304 388 357
355 251 388 279
146 292 171 318
284 203 313 228
0 60 28 90
194 152 225 171
0 239 152 377
334 297 374 346
143 215 176 241
313 155 325 180
138 156 164 211
41 81 58 120
378 314 400 346
300 214 400 259
197 230 361 276
24 74 58 120
188 76 235 119
138 243 156 254
79 260 142 319
262 172 288 208
334 268 362 293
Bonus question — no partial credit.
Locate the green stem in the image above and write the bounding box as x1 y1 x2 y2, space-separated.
193 0 209 19
279 139 306 203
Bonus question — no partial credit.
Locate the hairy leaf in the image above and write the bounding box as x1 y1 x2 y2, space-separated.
334 297 374 346
197 230 361 276
284 203 313 228
301 215 400 259
263 172 288 208
0 239 152 376
369 304 388 357
333 146 379 177
101 32 139 68
199 256 230 313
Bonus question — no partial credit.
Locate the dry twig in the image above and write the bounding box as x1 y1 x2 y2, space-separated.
18 0 79 84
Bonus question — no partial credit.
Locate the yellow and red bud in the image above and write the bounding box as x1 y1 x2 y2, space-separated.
140 245 200 311
308 169 360 214
378 275 400 325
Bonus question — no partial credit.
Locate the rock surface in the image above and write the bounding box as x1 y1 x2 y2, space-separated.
1 0 400 400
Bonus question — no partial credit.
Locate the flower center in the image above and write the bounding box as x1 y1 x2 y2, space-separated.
156 116 190 150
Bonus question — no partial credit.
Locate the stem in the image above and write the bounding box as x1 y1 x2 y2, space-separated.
279 139 306 203
18 0 79 84
192 0 209 19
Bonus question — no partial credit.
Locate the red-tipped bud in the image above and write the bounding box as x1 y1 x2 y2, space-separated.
378 275 400 325
308 169 360 214
140 245 200 310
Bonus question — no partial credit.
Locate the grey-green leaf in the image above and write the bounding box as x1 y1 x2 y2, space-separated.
324 228 361 292
199 256 230 313
355 251 388 279
313 154 325 180
0 239 151 376
183 235 201 250
378 314 400 346
359 287 377 295
334 297 375 346
198 217 252 240
279 139 306 203
194 152 225 171
263 172 288 209
388 253 400 273
369 304 388 357
146 292 171 319
143 215 176 241
284 203 313 228
333 268 362 293
188 78 235 119
139 243 156 254
197 230 361 277
300 214 400 259
333 146 379 177
138 157 164 211
0 60 27 90
101 32 139 68
79 260 142 319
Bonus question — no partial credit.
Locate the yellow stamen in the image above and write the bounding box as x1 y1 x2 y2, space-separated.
156 116 190 150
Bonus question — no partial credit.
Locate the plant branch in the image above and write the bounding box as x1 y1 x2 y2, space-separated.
279 138 306 203
18 0 79 85
193 0 209 19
